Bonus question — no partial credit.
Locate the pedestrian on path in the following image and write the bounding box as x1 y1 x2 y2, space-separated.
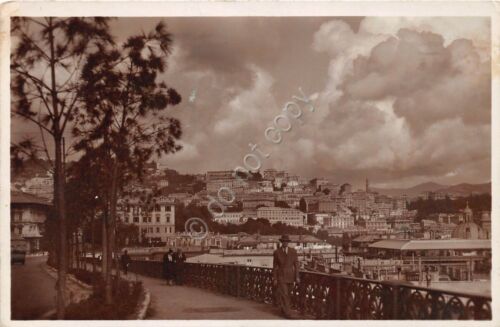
173 248 187 285
163 248 175 285
121 250 131 275
272 234 300 319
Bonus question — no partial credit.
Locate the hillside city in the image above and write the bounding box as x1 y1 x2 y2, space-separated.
11 159 492 296
8 15 493 321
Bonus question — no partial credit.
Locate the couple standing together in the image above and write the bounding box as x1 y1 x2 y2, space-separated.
163 248 187 285
273 234 300 319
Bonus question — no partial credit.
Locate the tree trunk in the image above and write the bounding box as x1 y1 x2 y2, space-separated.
47 17 67 319
76 231 80 270
102 210 108 278
54 136 67 319
91 217 96 273
105 161 120 304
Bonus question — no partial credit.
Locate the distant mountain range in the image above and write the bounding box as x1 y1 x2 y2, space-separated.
372 182 491 198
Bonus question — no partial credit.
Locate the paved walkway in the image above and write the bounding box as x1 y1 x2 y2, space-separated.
83 262 282 319
124 272 282 319
11 256 56 320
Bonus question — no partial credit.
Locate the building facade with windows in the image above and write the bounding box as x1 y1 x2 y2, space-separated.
256 207 306 226
118 197 175 243
11 191 51 253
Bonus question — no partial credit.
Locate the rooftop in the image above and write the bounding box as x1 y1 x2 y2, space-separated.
11 191 51 206
369 239 491 251
238 234 323 246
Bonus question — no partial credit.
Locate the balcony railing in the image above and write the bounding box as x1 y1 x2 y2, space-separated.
127 260 491 320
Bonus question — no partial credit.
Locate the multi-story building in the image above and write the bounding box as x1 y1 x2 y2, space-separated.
157 177 169 188
351 191 375 212
276 193 302 208
313 213 331 226
206 178 235 194
206 170 249 194
358 219 390 231
330 210 355 229
256 207 306 226
428 213 464 225
258 180 274 192
274 177 285 188
318 199 338 213
206 170 234 181
420 191 447 201
11 191 51 253
118 196 175 243
393 195 407 211
241 193 276 210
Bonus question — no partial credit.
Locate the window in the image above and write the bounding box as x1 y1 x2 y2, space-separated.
156 227 160 233
156 216 160 223
133 217 139 223
166 216 170 223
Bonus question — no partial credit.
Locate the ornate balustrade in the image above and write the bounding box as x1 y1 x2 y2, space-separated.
127 260 491 320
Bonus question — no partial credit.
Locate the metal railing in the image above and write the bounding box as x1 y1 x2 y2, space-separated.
128 259 491 320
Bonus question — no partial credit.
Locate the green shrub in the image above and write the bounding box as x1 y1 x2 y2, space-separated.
64 270 144 319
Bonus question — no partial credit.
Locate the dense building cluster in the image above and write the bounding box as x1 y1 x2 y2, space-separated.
105 165 492 245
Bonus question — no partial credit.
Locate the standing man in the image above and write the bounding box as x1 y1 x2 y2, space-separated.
273 234 300 319
163 248 175 285
173 248 187 285
120 250 131 275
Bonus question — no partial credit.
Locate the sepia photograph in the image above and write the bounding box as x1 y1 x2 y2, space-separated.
1 2 497 325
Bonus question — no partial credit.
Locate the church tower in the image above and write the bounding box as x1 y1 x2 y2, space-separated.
464 201 473 222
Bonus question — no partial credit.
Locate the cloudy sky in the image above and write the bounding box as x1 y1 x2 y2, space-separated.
12 17 491 189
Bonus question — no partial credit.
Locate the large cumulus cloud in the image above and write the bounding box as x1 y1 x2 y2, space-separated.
86 17 490 189
301 18 491 187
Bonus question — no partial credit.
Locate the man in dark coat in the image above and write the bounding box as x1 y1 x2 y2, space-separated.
273 234 300 319
173 248 187 285
162 248 174 285
120 250 131 275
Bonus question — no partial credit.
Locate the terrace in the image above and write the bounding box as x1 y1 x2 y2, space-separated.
127 260 492 320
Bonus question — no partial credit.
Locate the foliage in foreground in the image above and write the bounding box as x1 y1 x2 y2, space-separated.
64 269 144 320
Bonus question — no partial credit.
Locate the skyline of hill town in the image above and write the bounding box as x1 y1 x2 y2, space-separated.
11 158 491 199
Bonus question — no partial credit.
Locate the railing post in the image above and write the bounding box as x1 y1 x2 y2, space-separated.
236 265 241 297
392 285 399 320
335 277 341 319
224 265 229 294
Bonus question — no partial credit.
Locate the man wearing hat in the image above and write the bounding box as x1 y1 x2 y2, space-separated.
273 234 300 319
